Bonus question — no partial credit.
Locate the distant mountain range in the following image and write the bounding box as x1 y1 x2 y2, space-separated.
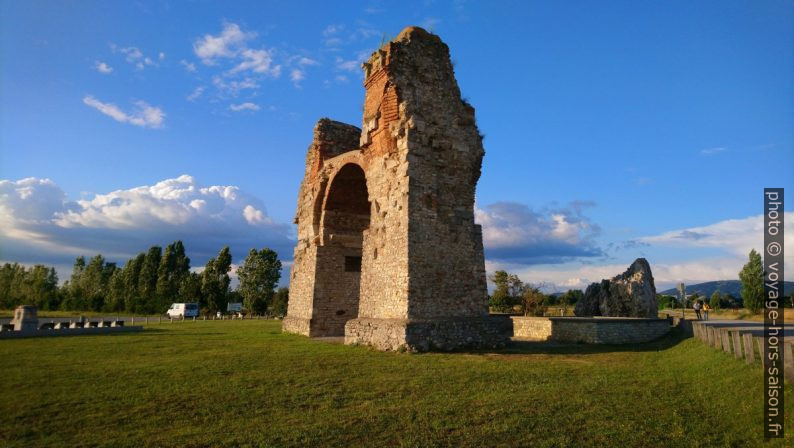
659 280 794 298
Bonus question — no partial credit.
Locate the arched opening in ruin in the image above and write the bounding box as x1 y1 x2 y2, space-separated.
312 163 370 336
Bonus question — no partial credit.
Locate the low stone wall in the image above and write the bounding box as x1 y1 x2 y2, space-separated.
510 316 552 341
512 316 670 344
345 316 510 351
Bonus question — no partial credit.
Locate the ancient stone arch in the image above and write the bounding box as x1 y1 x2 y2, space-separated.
283 26 507 351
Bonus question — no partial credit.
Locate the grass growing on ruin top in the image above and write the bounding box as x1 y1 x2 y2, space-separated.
1 320 791 447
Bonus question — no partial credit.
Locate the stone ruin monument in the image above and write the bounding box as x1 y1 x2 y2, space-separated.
11 305 38 331
283 26 507 351
574 258 658 318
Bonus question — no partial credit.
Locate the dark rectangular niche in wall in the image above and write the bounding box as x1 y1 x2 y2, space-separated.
344 256 362 272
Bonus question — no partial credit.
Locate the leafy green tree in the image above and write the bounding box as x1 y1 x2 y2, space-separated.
179 272 204 307
488 291 510 312
0 263 26 308
709 291 721 311
82 255 116 311
656 294 676 310
106 269 126 312
123 253 146 313
271 287 289 317
490 271 510 295
563 289 583 306
202 246 232 314
687 293 701 309
488 270 523 312
138 246 162 313
236 248 282 315
521 286 545 316
25 265 59 310
62 256 87 310
721 293 735 308
739 249 764 313
0 263 59 310
156 241 191 311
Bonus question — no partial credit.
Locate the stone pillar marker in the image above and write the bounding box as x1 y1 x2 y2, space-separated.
283 26 506 351
11 305 38 332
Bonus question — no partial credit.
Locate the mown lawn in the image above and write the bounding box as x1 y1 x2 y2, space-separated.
1 320 791 447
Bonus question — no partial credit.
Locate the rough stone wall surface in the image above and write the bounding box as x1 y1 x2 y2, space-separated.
574 258 658 318
11 305 38 332
284 26 503 350
510 316 553 341
345 316 511 352
511 316 670 344
284 120 362 336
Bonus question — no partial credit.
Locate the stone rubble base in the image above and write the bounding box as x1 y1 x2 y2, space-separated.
345 316 510 351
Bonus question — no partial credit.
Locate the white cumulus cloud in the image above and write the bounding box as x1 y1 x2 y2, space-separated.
297 57 319 66
82 96 165 129
230 48 281 76
0 176 293 267
180 59 197 72
637 214 792 258
194 22 255 65
701 147 727 156
512 213 794 291
476 201 603 264
186 86 205 102
335 56 360 72
193 22 291 103
229 102 260 112
94 61 113 74
112 45 159 70
290 69 305 83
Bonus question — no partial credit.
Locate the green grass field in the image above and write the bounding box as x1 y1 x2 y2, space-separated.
1 320 791 447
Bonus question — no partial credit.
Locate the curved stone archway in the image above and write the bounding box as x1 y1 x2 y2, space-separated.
307 163 370 336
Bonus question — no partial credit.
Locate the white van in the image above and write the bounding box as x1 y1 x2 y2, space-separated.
166 303 199 318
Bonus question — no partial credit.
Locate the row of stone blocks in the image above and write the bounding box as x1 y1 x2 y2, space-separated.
1 306 143 339
0 320 127 332
0 324 144 339
692 321 794 382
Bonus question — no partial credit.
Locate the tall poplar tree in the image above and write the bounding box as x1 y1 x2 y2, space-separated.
138 246 162 313
201 246 232 314
739 249 764 313
156 241 190 310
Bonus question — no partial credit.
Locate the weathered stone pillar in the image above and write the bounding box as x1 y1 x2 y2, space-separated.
284 26 507 351
11 305 38 332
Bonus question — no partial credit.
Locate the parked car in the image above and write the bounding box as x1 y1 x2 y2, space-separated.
166 302 199 318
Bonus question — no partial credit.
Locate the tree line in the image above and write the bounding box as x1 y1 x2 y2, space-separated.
0 241 289 316
488 270 583 315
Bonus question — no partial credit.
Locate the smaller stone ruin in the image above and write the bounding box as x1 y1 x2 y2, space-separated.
574 258 658 318
11 305 38 331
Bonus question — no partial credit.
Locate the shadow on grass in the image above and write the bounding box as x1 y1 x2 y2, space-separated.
131 329 235 337
454 328 689 356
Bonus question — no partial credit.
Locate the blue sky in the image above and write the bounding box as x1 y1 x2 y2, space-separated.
1 0 792 290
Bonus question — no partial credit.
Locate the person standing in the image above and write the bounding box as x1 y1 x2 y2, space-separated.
693 300 702 320
702 302 711 321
